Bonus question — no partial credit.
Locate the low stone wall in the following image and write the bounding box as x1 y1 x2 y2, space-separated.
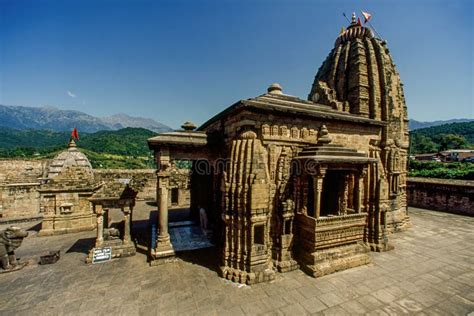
93 169 190 205
0 159 48 184
0 157 191 221
0 159 47 218
407 177 474 216
0 183 41 219
93 169 157 200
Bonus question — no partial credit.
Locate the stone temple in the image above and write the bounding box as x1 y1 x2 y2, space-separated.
148 15 410 284
38 139 100 236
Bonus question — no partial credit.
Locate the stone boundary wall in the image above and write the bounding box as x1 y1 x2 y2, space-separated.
0 183 41 219
407 177 474 216
93 169 157 200
0 159 191 220
0 159 47 219
0 159 48 184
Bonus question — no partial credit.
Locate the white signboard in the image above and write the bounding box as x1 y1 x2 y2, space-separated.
92 247 112 264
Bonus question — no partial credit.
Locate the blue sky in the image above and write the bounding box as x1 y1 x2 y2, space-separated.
0 0 472 128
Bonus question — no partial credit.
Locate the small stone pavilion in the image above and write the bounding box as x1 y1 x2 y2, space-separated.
38 139 101 236
87 182 139 263
148 15 410 284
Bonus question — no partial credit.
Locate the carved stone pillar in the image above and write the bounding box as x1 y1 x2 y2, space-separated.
95 204 104 247
339 174 350 215
354 168 367 213
152 170 174 259
157 172 169 237
123 207 132 244
151 148 175 262
129 203 134 232
312 167 327 218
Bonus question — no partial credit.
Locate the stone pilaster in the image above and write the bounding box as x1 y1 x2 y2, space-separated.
123 207 132 244
95 205 104 247
354 168 367 213
150 169 174 263
312 167 327 219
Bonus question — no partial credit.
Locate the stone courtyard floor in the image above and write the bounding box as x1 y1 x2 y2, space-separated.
0 206 473 315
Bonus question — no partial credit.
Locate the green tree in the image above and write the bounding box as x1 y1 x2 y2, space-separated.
410 134 438 154
437 134 468 151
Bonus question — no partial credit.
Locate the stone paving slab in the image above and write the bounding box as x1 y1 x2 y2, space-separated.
0 207 473 315
169 223 214 251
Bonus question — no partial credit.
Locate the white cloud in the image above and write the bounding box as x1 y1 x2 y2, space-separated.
67 90 77 98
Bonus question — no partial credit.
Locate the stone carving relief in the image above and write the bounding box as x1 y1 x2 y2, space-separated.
261 124 317 143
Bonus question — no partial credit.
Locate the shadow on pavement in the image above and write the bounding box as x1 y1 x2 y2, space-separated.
175 246 221 275
66 237 95 254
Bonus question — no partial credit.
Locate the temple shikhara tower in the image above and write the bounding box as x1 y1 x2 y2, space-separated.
148 14 410 284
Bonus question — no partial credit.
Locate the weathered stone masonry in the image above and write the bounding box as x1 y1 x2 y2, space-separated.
0 160 188 220
148 15 411 284
0 159 47 219
407 177 474 216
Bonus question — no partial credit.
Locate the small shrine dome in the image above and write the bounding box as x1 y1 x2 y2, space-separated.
47 139 93 179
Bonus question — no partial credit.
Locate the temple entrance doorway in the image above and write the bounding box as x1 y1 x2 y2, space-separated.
320 170 349 217
167 159 216 253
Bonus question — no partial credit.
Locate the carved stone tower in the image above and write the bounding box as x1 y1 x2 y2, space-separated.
308 13 410 234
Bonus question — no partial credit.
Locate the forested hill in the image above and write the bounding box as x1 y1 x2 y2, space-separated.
409 119 473 130
410 121 474 154
0 104 171 133
0 127 158 168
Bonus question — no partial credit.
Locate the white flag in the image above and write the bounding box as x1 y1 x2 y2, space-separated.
361 11 372 23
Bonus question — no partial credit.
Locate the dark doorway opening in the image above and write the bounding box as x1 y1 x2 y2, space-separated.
171 188 179 205
321 170 344 216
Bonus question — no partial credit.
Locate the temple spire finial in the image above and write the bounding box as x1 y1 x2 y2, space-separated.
68 138 77 151
317 125 332 145
351 12 356 24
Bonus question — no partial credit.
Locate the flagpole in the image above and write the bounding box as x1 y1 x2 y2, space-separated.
368 21 384 41
342 12 351 24
360 10 384 41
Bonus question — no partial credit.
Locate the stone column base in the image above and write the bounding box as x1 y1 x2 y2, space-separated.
219 266 276 285
369 241 394 252
385 209 412 233
298 242 371 278
86 241 136 264
275 259 299 273
150 238 175 265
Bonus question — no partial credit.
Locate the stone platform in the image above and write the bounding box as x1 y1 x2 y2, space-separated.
0 206 473 315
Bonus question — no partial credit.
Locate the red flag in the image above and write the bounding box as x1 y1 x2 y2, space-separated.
361 11 372 23
71 128 79 140
357 17 362 26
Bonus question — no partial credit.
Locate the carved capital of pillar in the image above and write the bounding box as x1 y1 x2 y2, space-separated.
96 212 104 247
156 147 171 171
156 169 170 178
157 168 170 179
359 167 368 178
317 166 327 178
94 204 104 216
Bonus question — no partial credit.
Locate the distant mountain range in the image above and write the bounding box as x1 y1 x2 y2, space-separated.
0 104 171 133
1 103 471 134
409 119 474 131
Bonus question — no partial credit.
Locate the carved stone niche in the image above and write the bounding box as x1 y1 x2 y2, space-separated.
59 203 73 215
262 124 271 136
271 125 279 137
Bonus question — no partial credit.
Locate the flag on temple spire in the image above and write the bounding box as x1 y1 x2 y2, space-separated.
357 17 362 26
71 128 79 140
361 11 372 23
340 27 345 35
